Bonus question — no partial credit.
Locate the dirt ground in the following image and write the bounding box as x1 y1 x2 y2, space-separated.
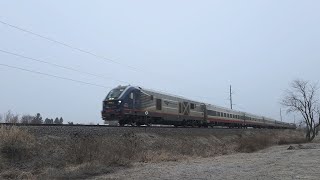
96 143 320 180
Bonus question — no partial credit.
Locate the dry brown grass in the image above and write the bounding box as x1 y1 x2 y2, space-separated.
0 126 36 162
65 131 140 166
278 137 307 145
39 162 116 179
0 128 138 179
0 126 37 179
236 134 273 153
0 127 307 179
37 132 139 179
236 130 307 153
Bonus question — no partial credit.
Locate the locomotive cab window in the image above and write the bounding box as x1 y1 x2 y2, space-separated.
156 99 162 110
190 103 195 109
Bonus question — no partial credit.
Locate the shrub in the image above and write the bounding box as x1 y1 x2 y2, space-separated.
31 113 43 124
65 132 140 166
39 162 114 179
44 118 54 124
278 138 307 145
0 126 36 162
0 169 35 180
67 133 103 164
237 134 272 153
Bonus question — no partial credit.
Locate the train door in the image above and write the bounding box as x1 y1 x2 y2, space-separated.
178 102 182 121
243 113 246 127
178 101 190 125
133 90 141 110
129 90 141 110
156 98 162 111
200 104 207 122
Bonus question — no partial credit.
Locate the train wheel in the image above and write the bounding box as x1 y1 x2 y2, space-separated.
182 120 187 127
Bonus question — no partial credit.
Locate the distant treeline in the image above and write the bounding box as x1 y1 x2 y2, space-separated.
0 110 65 124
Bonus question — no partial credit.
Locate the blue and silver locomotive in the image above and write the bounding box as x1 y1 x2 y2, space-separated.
102 85 296 129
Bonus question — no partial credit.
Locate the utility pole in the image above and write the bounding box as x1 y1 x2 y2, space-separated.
230 85 233 110
280 108 283 122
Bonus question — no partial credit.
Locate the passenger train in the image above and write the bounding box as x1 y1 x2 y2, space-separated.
101 85 296 129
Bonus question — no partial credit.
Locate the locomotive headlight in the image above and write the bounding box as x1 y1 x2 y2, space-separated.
118 100 122 104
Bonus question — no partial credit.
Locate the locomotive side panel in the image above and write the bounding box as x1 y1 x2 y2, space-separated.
140 89 205 123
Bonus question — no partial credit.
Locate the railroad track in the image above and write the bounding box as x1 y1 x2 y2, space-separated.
0 123 259 130
1 123 292 138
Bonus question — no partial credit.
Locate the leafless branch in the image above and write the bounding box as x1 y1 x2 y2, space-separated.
282 79 319 141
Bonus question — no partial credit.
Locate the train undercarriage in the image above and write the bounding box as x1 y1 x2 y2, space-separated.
106 115 284 129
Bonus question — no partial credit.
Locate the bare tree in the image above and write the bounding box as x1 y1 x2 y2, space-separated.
282 79 320 141
21 115 35 124
3 110 19 124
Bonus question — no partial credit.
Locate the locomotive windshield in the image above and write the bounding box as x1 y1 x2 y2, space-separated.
106 87 126 100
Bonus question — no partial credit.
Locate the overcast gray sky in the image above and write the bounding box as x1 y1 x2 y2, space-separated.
1 1 319 124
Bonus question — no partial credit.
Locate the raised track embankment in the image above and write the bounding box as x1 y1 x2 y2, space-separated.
0 123 299 137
